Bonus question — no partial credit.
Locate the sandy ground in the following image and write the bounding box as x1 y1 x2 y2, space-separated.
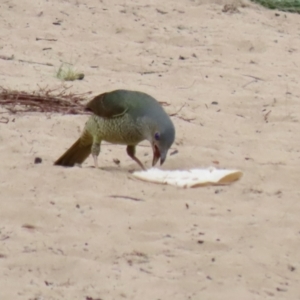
1 0 300 299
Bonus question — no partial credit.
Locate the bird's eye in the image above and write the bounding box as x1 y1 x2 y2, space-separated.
154 132 160 140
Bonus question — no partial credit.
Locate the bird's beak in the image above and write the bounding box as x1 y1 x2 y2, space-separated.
160 151 166 166
152 144 160 166
152 144 167 166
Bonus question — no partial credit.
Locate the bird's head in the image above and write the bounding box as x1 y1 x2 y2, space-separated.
149 124 175 167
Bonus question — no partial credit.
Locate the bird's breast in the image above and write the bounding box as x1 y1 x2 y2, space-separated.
85 115 145 145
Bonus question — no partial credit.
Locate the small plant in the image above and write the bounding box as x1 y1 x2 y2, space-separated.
56 63 85 81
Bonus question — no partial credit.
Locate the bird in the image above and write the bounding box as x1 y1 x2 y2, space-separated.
54 89 175 170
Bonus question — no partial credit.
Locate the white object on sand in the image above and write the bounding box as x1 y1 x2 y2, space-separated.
132 167 243 188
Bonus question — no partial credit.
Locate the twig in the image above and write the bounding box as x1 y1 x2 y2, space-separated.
242 79 256 88
0 54 53 66
264 110 271 123
36 37 58 42
169 103 186 116
156 8 168 14
170 149 179 156
18 59 54 66
0 85 92 114
177 116 195 122
242 74 264 81
158 101 170 106
169 103 195 122
140 71 156 75
109 195 144 202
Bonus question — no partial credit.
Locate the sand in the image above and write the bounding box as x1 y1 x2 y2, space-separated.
1 0 300 299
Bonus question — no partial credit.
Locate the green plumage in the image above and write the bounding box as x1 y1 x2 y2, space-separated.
54 89 175 169
250 0 300 13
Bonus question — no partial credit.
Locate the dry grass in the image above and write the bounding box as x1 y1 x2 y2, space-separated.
0 85 92 114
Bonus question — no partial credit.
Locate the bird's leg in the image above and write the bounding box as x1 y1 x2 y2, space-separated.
126 145 146 170
91 140 101 168
93 154 99 169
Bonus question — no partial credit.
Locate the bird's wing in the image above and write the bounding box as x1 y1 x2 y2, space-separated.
85 92 128 119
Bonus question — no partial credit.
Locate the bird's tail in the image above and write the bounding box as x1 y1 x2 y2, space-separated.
54 135 92 167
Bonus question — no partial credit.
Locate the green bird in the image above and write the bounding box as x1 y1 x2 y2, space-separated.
54 89 175 170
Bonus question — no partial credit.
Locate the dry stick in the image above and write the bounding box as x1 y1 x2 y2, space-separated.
139 70 169 76
242 74 264 88
264 110 272 122
4 100 76 111
170 149 179 156
236 114 245 118
36 37 58 41
140 71 156 75
169 103 186 116
0 55 53 66
242 74 264 81
158 101 170 106
38 84 73 96
169 103 195 122
1 85 91 99
109 195 144 202
242 79 256 88
17 59 54 66
0 86 92 114
0 96 83 108
178 116 195 122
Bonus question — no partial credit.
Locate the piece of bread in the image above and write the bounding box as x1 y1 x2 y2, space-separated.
133 167 243 188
